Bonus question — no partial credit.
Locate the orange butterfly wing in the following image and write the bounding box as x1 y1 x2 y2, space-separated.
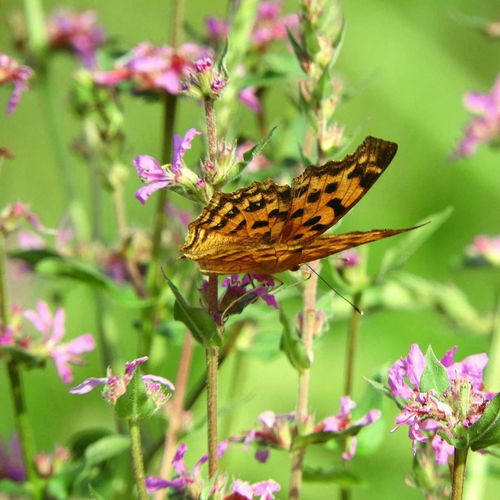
180 137 417 275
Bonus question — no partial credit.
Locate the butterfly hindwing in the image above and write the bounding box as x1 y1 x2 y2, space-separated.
278 137 397 243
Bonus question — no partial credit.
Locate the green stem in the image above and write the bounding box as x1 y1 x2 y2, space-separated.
128 418 148 500
343 291 363 396
289 261 319 500
7 361 43 499
0 236 8 327
205 274 219 478
451 447 469 500
22 0 48 61
339 291 363 500
204 98 217 163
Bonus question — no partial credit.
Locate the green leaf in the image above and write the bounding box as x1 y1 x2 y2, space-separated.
68 428 113 458
303 466 361 486
88 484 107 500
84 435 130 466
0 345 45 368
377 206 453 281
164 274 220 346
294 425 365 449
279 310 310 373
0 480 29 495
419 346 450 394
286 27 307 72
8 247 61 265
115 371 153 420
468 393 500 451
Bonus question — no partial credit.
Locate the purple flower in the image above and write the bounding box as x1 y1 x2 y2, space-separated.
24 301 95 384
464 234 500 267
205 16 229 44
0 54 34 115
315 396 381 460
146 441 229 495
182 56 227 100
0 202 43 237
337 249 361 268
452 75 500 158
134 128 203 204
0 435 25 482
94 42 210 94
238 87 262 113
388 344 497 464
218 274 278 317
70 356 174 409
47 9 105 68
252 480 281 500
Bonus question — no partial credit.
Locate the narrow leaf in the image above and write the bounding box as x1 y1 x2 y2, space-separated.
164 274 219 346
84 435 130 466
419 346 450 394
294 425 364 448
303 466 361 486
468 394 500 451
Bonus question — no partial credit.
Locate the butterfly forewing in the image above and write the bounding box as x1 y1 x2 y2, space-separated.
278 137 397 243
180 136 417 275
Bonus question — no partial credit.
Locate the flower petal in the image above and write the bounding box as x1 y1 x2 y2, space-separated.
135 181 171 204
69 377 107 394
142 374 175 392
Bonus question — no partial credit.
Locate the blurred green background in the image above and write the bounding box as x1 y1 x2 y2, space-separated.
1 0 498 498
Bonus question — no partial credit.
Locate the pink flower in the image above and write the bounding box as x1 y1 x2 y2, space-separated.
0 435 25 482
238 87 262 113
388 344 497 464
94 42 210 94
47 8 105 68
146 441 229 495
452 75 500 158
205 16 229 43
315 396 381 460
134 128 202 204
70 356 174 409
0 54 34 115
24 301 95 384
465 234 500 267
337 249 361 268
0 202 43 236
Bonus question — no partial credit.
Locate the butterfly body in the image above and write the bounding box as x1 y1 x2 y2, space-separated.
180 137 416 275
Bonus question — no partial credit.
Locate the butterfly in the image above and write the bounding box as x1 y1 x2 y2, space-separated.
180 136 417 275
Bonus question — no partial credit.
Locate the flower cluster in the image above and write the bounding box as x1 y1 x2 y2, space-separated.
70 356 174 412
134 128 209 204
94 42 210 94
47 8 106 68
182 56 227 100
452 74 500 158
0 53 33 115
0 202 42 236
464 234 500 267
0 301 95 385
239 397 380 462
206 1 299 51
146 442 281 499
388 344 496 464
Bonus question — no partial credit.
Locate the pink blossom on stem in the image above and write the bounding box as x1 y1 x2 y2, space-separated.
70 356 174 409
134 128 203 204
0 54 34 115
452 75 500 158
24 301 95 384
464 234 500 267
47 8 105 68
239 87 262 113
388 344 497 464
94 42 210 94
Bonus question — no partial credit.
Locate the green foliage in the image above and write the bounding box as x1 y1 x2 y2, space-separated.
468 394 500 451
419 346 450 394
303 465 362 485
114 372 153 420
279 309 310 373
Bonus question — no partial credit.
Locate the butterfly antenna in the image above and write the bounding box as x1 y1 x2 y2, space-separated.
304 264 363 315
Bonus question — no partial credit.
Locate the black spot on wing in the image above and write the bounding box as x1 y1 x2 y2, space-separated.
303 215 322 226
244 199 265 212
294 185 307 198
252 220 269 229
291 208 304 219
229 219 247 233
307 191 320 203
268 208 288 220
325 182 338 194
213 220 227 230
326 198 346 216
311 223 328 232
225 207 240 218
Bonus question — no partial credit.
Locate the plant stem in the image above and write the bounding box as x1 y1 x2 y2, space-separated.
289 261 319 500
0 236 8 328
22 0 48 60
154 333 194 500
339 291 363 500
451 447 468 500
7 361 42 499
128 418 148 500
205 274 219 478
343 291 363 396
204 98 217 162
